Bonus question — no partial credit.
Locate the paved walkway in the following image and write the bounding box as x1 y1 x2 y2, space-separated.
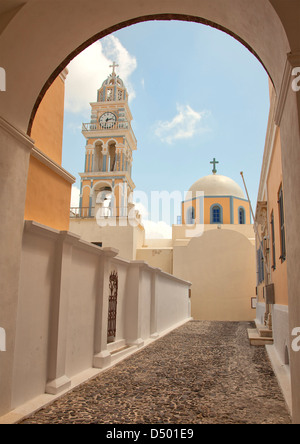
21 321 291 424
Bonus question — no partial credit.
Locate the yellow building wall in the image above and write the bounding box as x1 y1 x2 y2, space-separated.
182 197 250 225
267 128 288 306
24 157 72 231
31 75 65 165
24 73 72 231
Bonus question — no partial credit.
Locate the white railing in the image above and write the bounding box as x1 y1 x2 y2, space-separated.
82 121 130 132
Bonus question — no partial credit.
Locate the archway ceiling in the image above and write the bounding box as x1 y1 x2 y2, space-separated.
0 0 293 135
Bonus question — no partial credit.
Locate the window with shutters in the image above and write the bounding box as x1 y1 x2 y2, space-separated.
278 185 286 263
257 245 264 285
270 211 276 270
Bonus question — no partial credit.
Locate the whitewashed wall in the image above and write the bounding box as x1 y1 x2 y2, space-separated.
11 221 191 410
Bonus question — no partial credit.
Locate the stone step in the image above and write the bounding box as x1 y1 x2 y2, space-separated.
110 344 138 363
247 329 274 346
258 328 273 338
107 339 126 353
254 320 273 338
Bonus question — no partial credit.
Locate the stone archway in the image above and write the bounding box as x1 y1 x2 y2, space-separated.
1 0 300 422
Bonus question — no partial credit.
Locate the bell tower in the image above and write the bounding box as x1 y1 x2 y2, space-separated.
79 63 137 219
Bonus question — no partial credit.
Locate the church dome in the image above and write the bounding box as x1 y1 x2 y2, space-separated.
188 174 245 199
101 74 124 88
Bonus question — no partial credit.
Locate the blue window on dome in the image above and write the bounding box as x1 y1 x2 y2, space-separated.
186 206 195 224
210 205 223 224
239 207 245 224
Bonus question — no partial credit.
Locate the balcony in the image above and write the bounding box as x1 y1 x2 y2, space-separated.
82 121 130 132
70 207 129 219
82 121 137 146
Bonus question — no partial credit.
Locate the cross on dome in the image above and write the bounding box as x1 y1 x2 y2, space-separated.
210 158 219 175
110 61 119 76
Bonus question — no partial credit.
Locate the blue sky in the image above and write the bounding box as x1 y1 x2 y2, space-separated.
62 20 270 238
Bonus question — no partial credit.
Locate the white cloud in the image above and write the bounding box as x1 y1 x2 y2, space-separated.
134 202 172 239
70 185 80 208
155 104 209 145
143 220 172 239
65 36 137 114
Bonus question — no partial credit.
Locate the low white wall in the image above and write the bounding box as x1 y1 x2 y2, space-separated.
11 221 191 411
272 304 290 365
156 273 191 334
256 302 290 365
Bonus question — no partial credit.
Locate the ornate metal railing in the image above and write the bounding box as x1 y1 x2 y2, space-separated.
107 271 118 342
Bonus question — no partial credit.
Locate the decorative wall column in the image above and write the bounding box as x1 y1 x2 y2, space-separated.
124 261 145 348
0 117 33 416
150 269 159 339
275 51 300 424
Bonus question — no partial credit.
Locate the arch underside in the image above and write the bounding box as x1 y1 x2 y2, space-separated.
28 13 272 136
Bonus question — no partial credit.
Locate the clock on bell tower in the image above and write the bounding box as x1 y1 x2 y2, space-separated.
79 63 137 219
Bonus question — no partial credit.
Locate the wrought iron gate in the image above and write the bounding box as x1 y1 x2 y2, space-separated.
107 271 118 342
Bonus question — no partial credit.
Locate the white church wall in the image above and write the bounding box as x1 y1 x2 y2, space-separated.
11 221 191 412
136 247 173 274
173 229 256 321
69 218 144 260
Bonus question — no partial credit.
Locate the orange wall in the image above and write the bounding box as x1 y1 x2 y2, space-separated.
233 198 251 224
182 197 250 225
267 128 288 306
31 76 65 164
204 197 231 224
24 72 72 231
24 156 71 231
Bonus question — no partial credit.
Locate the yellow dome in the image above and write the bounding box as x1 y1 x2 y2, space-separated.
188 174 245 199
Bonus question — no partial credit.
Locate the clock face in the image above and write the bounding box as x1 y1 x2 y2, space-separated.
99 112 116 127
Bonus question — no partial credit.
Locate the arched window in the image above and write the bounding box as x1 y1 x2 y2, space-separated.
94 142 104 172
210 205 223 224
239 207 245 225
108 143 116 171
186 206 195 224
